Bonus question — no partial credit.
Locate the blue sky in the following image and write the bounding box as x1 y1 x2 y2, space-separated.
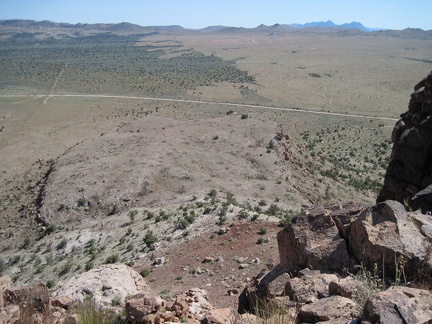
1 0 431 30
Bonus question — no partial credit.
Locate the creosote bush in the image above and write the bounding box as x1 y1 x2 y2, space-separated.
140 269 151 277
143 231 158 246
105 254 119 264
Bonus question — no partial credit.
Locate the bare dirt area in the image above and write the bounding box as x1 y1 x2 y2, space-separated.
139 220 281 309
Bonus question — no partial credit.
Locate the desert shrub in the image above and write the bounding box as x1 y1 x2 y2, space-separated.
226 192 237 205
140 269 151 277
111 295 122 306
259 228 267 235
250 295 297 322
34 265 43 274
208 189 218 198
56 238 68 250
0 257 5 275
143 231 158 246
241 114 248 119
67 299 124 324
44 223 58 235
57 203 69 212
238 209 248 219
267 140 275 150
351 263 385 315
77 197 87 207
128 210 138 223
21 237 31 249
9 255 21 265
184 211 195 224
85 261 94 271
106 204 118 216
218 214 227 225
46 279 56 289
154 215 162 223
105 254 119 264
178 218 190 230
119 237 126 245
266 204 280 216
58 261 73 276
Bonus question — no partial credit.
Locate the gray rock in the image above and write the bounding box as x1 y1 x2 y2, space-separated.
284 271 338 302
277 207 350 274
349 200 432 281
52 264 151 309
329 277 356 299
297 295 358 323
361 286 432 324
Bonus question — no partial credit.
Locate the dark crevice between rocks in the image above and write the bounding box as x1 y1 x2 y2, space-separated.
34 163 55 235
420 142 432 188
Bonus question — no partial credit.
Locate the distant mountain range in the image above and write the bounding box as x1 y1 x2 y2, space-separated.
289 20 383 32
0 19 385 33
1 19 431 39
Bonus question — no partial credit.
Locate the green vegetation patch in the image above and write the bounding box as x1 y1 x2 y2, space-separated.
0 32 255 96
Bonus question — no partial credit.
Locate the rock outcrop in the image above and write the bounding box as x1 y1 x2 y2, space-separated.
277 203 363 275
126 288 214 323
349 200 432 281
378 85 432 211
239 200 432 323
1 282 50 323
361 286 432 323
0 266 231 323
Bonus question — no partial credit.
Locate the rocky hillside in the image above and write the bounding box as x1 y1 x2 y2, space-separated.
1 76 432 323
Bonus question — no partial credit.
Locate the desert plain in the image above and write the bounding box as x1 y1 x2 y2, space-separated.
0 22 431 307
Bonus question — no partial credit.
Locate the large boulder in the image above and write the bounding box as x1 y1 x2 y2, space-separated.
349 200 432 282
361 286 432 323
51 264 151 309
277 204 362 274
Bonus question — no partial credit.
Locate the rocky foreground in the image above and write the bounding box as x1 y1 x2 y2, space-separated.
1 199 431 323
